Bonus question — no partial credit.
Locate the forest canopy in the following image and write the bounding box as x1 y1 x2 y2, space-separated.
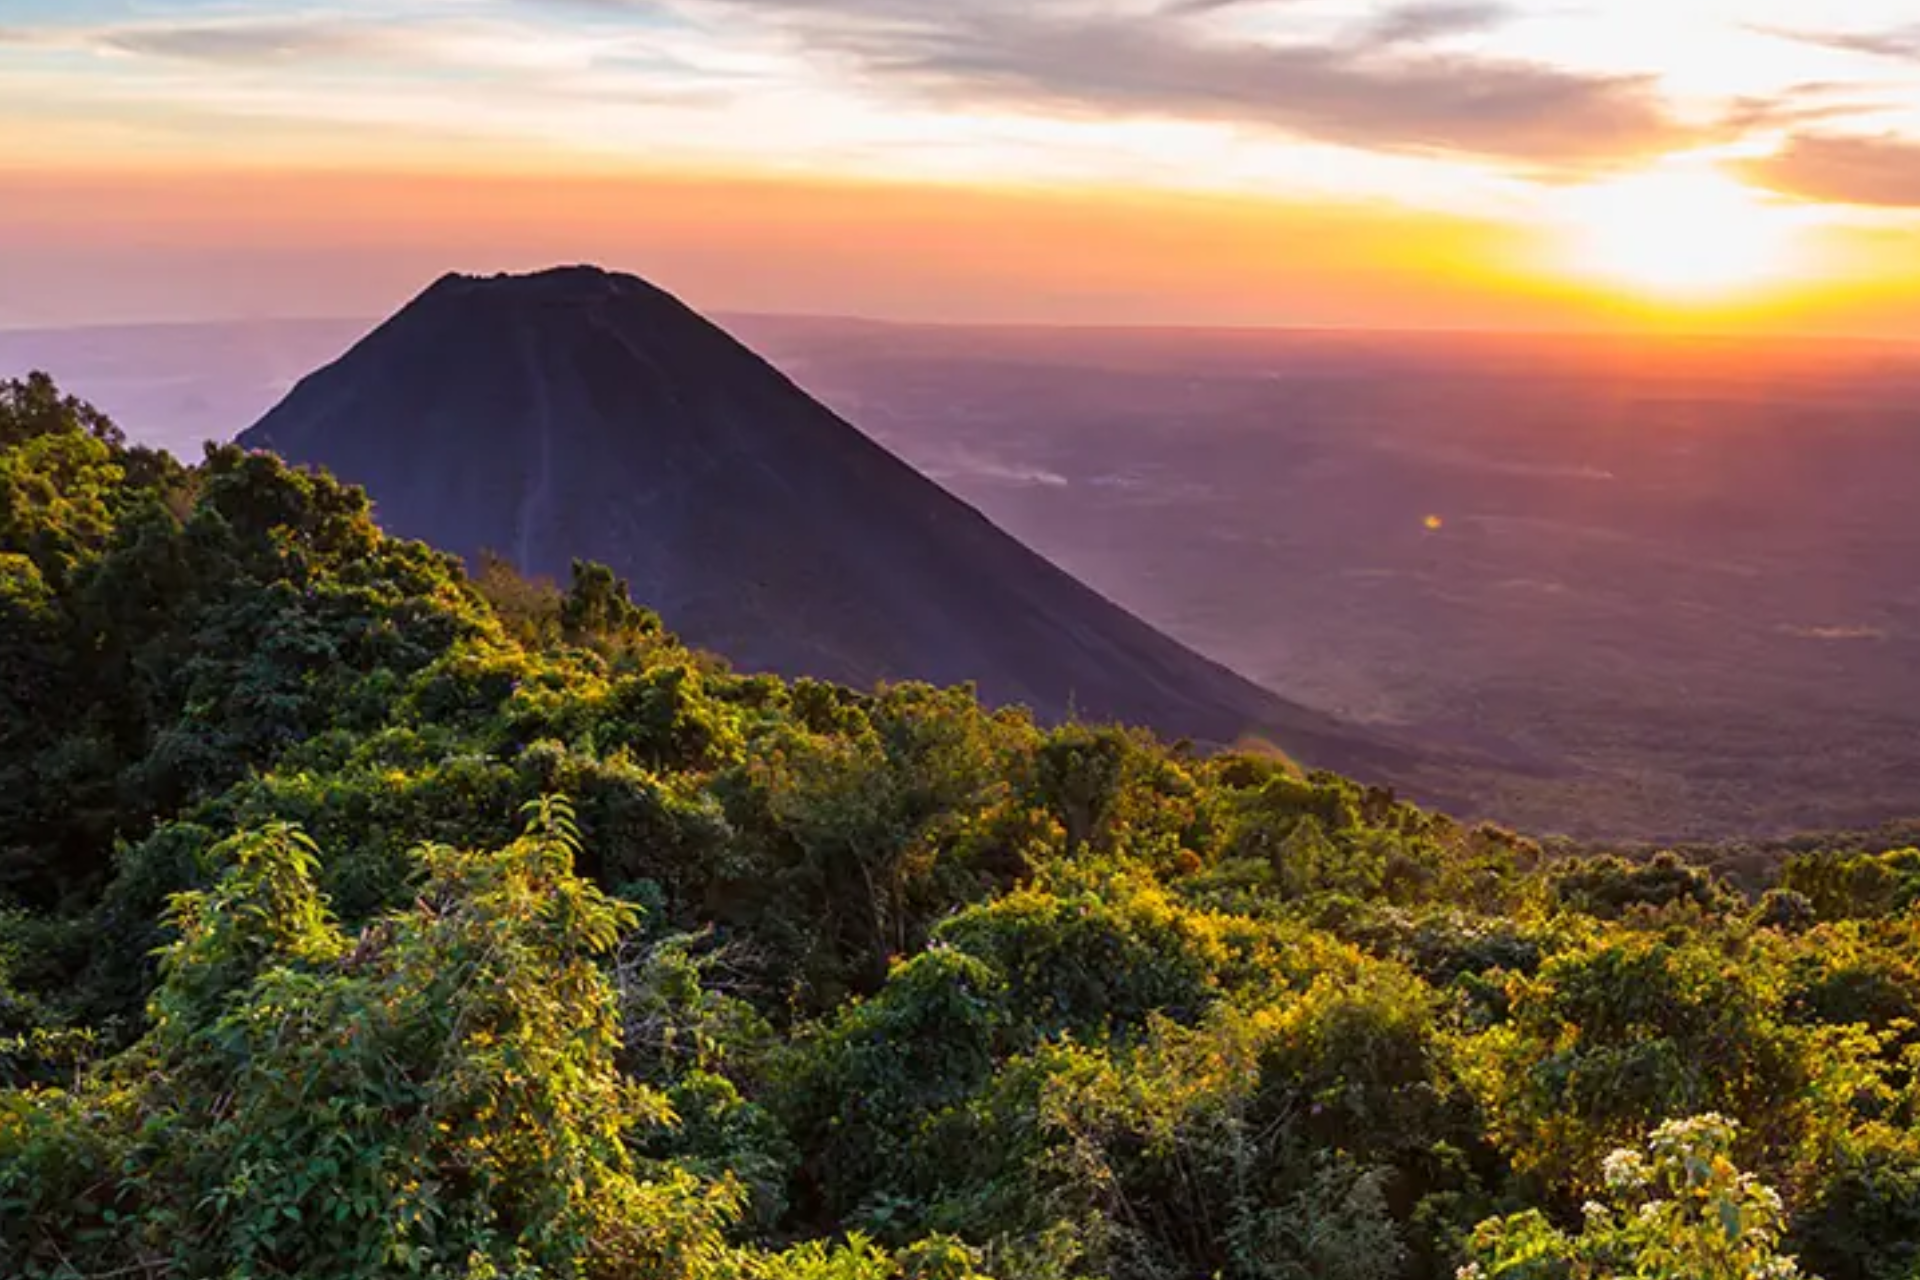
3 374 1918 1280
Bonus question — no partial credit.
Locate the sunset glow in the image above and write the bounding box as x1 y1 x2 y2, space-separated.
1555 167 1808 299
5 1 1920 332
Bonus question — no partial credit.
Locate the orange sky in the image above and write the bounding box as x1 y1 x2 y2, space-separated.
7 164 1919 336
8 1 1920 335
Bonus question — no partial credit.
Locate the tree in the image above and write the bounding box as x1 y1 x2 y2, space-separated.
1465 935 1821 1193
0 371 123 450
561 558 664 648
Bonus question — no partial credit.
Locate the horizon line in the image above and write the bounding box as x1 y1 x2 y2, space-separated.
7 308 1920 350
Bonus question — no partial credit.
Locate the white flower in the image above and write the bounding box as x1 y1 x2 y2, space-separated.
1602 1147 1648 1191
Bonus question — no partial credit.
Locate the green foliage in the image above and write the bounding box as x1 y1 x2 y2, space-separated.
472 550 564 647
1781 847 1920 921
0 370 124 450
1550 850 1738 920
777 947 1011 1217
1780 924 1920 1045
1465 932 1838 1197
1755 888 1819 933
560 557 665 652
2 802 746 1279
6 372 1920 1280
1465 1114 1812 1280
1793 1125 1920 1280
726 682 1035 1001
1014 994 1422 1280
934 881 1229 1041
0 425 485 905
1031 723 1132 850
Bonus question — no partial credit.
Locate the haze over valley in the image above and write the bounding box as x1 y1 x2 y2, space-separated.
744 320 1920 837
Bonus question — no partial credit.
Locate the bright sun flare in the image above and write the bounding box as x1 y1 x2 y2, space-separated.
1555 168 1801 299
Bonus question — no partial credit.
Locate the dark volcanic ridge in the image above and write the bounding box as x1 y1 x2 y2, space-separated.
241 266 1494 801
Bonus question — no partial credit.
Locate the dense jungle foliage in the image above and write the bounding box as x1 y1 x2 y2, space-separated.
4 371 1920 1278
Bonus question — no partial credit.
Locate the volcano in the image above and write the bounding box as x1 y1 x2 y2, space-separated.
241 266 1434 784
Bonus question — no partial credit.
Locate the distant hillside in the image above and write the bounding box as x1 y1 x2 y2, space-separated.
241 267 1463 796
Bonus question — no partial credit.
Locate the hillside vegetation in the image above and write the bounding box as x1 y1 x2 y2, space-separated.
4 372 1919 1279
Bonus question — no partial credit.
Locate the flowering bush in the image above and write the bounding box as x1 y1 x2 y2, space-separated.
1464 1114 1813 1280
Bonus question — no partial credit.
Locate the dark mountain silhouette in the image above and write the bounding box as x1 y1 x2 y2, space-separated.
240 266 1453 789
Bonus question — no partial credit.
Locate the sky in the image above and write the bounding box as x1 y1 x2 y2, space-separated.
7 0 1920 333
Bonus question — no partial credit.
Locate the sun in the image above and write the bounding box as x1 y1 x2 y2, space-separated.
1552 167 1802 299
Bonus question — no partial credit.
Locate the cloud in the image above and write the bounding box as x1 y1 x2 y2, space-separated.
1154 0 1289 15
0 25 65 48
0 15 418 67
649 0 1689 167
1365 2 1511 45
98 21 400 64
1744 132 1920 208
1718 82 1885 133
1757 24 1920 63
64 12 701 82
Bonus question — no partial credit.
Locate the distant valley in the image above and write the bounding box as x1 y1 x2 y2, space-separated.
12 310 1920 837
733 320 1920 838
0 318 367 460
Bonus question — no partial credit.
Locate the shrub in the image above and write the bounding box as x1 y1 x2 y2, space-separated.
1465 1114 1813 1280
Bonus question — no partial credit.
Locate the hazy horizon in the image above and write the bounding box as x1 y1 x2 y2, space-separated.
16 283 1920 348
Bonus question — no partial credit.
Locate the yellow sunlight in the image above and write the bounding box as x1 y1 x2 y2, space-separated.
1553 166 1805 300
